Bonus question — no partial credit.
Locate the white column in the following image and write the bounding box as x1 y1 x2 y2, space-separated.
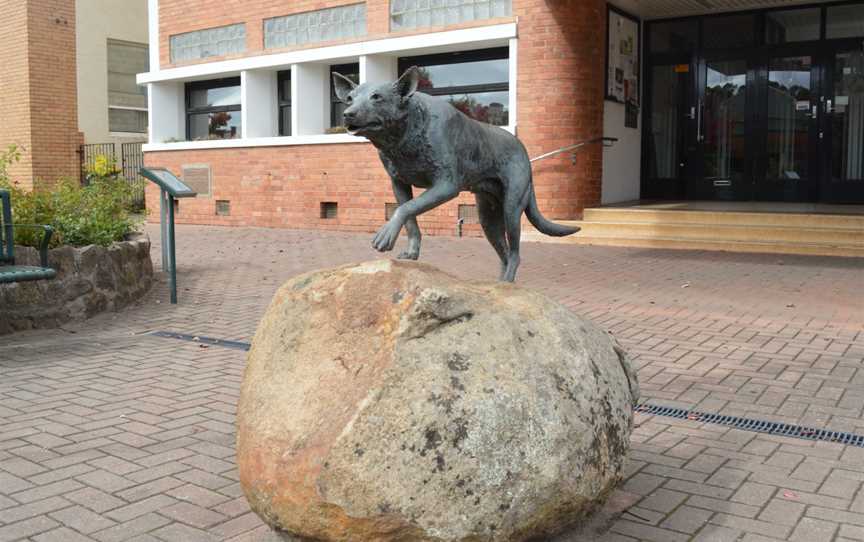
360 54 398 84
508 37 518 132
149 81 184 143
242 70 279 138
292 63 329 136
148 0 159 71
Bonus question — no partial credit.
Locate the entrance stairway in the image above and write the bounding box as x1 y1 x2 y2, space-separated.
526 207 864 257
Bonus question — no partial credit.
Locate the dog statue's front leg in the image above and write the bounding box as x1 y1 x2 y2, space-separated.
372 181 460 253
390 180 421 260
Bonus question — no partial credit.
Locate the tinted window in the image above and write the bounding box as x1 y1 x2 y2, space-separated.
703 14 755 49
189 85 241 109
416 58 508 89
766 8 820 44
826 3 864 39
648 20 697 54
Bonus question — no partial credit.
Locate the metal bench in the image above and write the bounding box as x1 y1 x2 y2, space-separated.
0 190 56 284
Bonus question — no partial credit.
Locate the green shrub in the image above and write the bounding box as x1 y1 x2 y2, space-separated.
0 148 143 248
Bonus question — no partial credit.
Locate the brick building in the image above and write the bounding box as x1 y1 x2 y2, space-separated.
140 0 864 249
0 0 149 190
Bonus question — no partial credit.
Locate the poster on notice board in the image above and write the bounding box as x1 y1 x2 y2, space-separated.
606 5 640 129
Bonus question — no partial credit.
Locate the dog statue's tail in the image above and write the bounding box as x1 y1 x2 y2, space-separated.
524 186 581 237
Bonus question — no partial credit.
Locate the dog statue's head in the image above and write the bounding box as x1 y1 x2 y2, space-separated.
332 66 420 138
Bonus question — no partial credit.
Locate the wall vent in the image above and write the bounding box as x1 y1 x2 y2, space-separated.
320 202 338 219
215 200 230 216
458 204 479 224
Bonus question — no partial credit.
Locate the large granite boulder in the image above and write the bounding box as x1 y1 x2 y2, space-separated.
237 260 639 542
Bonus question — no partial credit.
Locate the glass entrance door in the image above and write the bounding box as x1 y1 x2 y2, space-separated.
693 58 752 200
821 48 864 202
755 55 819 201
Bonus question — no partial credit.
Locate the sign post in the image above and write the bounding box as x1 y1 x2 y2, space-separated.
140 168 197 304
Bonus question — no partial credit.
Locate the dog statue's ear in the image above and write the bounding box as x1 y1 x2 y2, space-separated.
394 66 419 99
332 72 357 103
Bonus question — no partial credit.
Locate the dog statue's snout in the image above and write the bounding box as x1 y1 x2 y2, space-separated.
343 108 356 121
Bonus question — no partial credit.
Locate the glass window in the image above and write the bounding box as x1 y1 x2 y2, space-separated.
278 70 292 136
170 24 246 63
391 0 511 31
765 8 820 44
186 78 241 141
766 56 813 182
826 3 864 39
107 40 149 133
648 65 682 180
398 48 509 126
108 109 148 134
703 60 747 182
703 14 756 49
330 63 359 129
264 4 366 49
648 20 697 54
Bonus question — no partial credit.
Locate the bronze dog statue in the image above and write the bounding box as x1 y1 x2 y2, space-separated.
333 66 579 282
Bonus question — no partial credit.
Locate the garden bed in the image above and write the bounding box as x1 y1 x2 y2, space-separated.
0 233 153 334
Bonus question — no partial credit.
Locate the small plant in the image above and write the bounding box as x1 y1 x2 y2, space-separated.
0 143 22 185
86 154 121 180
1 177 143 249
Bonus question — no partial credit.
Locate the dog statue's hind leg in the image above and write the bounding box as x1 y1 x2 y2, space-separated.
475 192 509 280
500 161 533 282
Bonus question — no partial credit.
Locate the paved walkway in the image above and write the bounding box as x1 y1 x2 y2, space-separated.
1 224 863 542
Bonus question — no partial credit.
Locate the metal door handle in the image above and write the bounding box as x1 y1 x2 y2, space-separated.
827 99 833 113
697 99 703 142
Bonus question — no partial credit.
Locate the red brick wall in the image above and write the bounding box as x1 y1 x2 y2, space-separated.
144 145 483 237
0 1 35 188
0 0 82 190
158 0 514 68
147 0 606 233
27 0 82 186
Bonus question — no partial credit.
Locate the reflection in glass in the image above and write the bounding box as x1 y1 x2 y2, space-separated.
189 112 241 140
704 60 746 182
439 91 509 125
648 65 680 179
831 51 864 183
766 56 811 182
826 3 864 39
189 85 241 108
765 9 820 44
416 58 508 89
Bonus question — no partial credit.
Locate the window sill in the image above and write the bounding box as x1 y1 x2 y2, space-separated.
143 133 367 151
144 125 514 152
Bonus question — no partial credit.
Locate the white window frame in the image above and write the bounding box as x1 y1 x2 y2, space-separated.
140 23 517 151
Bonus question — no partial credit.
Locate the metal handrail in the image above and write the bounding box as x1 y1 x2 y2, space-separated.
529 136 618 163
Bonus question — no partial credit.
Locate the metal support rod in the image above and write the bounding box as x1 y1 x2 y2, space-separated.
159 190 169 272
529 137 619 163
167 194 178 305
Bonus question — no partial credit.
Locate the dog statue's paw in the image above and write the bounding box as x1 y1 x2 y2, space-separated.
372 223 400 252
397 250 419 260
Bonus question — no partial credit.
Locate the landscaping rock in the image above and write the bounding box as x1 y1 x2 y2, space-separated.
237 260 640 542
0 233 153 334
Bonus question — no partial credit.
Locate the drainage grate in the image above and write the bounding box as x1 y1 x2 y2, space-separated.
636 403 864 447
149 331 251 351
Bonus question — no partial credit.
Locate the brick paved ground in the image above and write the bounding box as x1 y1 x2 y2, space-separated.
1 224 863 541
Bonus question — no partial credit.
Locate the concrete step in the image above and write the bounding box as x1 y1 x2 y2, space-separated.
566 235 864 258
583 208 864 230
573 221 864 246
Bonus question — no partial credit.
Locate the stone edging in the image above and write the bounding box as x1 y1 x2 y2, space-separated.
0 233 154 335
